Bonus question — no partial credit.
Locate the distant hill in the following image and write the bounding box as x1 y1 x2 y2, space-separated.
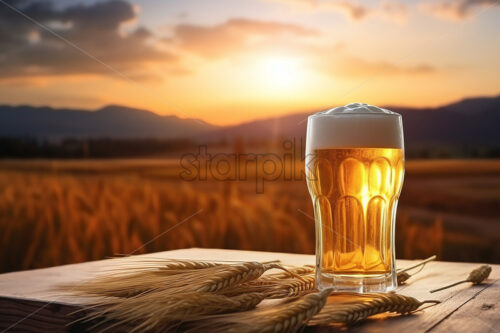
395 96 500 147
209 95 500 151
0 95 499 156
0 104 217 139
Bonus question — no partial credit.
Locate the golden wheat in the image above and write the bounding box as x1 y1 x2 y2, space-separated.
467 265 492 283
186 288 332 333
260 265 315 280
0 171 316 273
396 255 436 285
79 291 266 333
65 261 447 332
105 257 229 273
430 264 492 293
65 261 294 297
223 256 439 296
1 165 485 274
397 272 411 285
309 293 440 326
224 257 440 297
198 262 298 293
121 258 221 271
223 274 315 298
265 275 316 298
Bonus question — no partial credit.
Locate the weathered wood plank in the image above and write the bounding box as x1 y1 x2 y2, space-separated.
309 260 499 333
427 279 499 333
0 297 79 333
0 248 497 333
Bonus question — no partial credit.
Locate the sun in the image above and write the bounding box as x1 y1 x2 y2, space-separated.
258 56 302 90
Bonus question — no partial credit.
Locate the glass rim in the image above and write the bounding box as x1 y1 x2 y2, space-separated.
308 112 401 119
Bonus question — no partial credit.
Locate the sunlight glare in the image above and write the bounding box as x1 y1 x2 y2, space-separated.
258 56 302 90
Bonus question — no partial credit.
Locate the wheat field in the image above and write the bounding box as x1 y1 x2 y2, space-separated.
1 159 499 272
0 169 315 272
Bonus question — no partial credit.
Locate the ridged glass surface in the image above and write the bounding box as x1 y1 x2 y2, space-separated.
306 148 404 276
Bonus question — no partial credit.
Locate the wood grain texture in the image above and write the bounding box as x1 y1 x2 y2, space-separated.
0 248 498 332
428 280 499 333
0 297 80 333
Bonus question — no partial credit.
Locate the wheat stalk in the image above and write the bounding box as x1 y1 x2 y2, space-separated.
397 255 437 274
185 288 332 333
113 259 222 272
228 259 433 297
223 274 316 298
308 293 440 326
107 258 280 272
67 260 223 297
397 255 436 285
430 265 492 293
260 265 315 280
78 291 266 333
197 262 300 293
236 256 436 289
63 260 448 332
226 260 435 297
264 275 316 298
65 261 297 297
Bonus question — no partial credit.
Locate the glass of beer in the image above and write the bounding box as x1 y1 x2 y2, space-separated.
305 103 404 292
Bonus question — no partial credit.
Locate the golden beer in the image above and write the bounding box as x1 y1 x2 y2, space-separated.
306 103 404 292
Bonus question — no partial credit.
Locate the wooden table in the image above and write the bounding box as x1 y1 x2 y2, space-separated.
0 248 498 332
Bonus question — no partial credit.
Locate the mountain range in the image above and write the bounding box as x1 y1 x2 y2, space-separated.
210 95 500 148
0 104 216 139
1 95 499 150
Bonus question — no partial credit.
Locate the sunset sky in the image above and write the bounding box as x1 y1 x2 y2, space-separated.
0 0 499 125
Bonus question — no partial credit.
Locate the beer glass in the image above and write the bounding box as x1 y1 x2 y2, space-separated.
305 103 404 292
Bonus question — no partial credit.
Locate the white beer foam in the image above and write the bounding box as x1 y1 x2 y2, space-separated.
306 103 404 152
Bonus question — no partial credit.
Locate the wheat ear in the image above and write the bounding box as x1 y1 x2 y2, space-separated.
126 259 221 271
267 275 316 298
309 293 440 326
397 272 412 285
64 261 295 297
61 259 222 297
230 274 316 298
77 291 266 333
260 265 315 280
185 288 332 333
430 265 492 293
198 262 301 292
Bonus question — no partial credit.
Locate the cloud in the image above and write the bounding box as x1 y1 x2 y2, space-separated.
380 0 408 23
0 0 177 79
317 55 436 78
170 18 318 58
0 0 429 84
264 0 408 22
420 0 499 20
166 16 434 79
327 1 370 20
